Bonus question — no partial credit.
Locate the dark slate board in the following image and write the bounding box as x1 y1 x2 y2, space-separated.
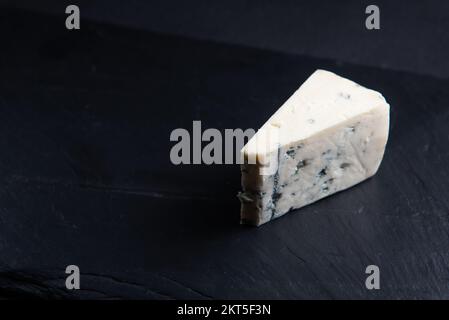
1 8 449 299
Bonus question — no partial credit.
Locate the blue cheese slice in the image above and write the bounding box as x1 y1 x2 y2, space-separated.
239 69 390 226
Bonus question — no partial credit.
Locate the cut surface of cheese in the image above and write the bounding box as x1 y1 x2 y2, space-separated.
238 69 390 226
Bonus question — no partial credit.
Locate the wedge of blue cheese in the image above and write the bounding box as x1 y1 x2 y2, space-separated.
239 69 390 226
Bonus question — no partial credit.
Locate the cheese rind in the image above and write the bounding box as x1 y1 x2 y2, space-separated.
239 70 390 226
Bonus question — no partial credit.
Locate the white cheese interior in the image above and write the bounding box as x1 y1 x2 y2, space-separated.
239 69 390 226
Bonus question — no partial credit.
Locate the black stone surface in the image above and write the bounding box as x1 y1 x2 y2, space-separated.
1 8 449 299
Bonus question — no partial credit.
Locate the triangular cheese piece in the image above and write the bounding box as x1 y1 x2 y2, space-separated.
239 69 390 226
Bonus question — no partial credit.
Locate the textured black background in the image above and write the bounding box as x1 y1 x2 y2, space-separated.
6 0 449 79
0 1 449 299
